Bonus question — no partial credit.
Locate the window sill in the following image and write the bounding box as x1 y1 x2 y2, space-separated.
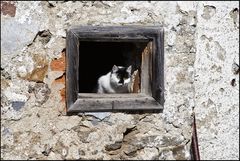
67 93 163 113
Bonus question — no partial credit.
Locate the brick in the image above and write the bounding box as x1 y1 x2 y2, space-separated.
50 52 66 71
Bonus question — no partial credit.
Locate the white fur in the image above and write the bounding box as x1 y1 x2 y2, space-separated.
97 66 131 93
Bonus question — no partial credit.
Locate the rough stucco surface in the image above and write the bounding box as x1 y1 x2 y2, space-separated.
194 2 239 160
1 1 239 160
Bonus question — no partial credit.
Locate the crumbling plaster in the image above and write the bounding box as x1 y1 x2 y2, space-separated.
1 1 239 160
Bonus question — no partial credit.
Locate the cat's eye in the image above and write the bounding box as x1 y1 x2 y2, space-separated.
123 77 128 80
66 26 164 113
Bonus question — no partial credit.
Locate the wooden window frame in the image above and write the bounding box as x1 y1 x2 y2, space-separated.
66 26 164 114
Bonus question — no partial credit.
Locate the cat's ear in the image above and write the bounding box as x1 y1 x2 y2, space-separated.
112 65 118 73
127 65 132 74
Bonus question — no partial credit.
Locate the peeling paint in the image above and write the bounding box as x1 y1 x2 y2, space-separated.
12 101 25 111
202 5 216 20
1 1 16 17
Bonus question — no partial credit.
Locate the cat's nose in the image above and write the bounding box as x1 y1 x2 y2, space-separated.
118 81 124 85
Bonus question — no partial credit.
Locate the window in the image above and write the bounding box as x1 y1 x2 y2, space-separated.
66 26 164 114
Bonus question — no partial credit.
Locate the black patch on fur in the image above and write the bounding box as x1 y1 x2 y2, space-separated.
114 67 130 84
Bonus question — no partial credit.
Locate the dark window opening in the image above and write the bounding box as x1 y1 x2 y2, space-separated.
79 41 148 93
66 26 164 113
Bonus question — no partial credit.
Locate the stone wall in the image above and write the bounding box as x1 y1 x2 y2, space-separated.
1 1 239 160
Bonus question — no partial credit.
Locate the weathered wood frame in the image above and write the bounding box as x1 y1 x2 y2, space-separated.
66 26 164 114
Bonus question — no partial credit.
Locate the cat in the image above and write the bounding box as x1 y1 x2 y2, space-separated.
97 65 132 93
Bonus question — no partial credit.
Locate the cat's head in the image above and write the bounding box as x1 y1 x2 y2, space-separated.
110 65 132 86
